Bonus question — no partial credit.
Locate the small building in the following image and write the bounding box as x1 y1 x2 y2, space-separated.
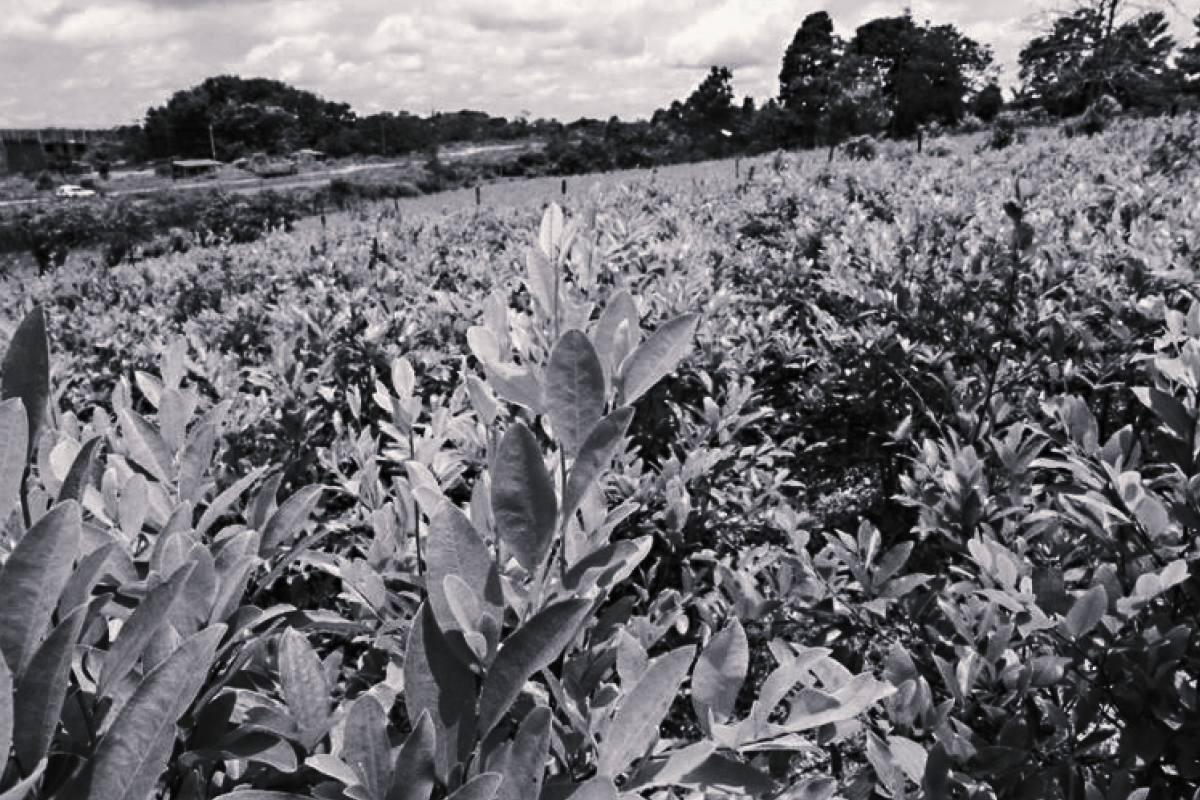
171 158 222 179
294 148 325 162
0 129 95 175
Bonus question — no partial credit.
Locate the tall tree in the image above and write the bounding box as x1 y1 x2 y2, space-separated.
849 13 992 137
779 12 845 147
1178 14 1200 95
1018 2 1176 116
682 66 736 155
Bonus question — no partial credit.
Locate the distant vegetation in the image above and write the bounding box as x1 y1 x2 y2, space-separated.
66 3 1200 180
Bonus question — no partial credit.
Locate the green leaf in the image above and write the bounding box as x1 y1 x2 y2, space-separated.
545 331 605 457
527 249 558 321
782 673 895 732
83 624 225 800
1061 585 1107 639
260 485 324 556
0 500 81 679
1133 387 1195 443
494 705 552 800
195 464 269 538
0 654 11 776
592 291 639 385
279 628 332 752
98 561 196 700
597 645 695 777
491 423 557 573
388 710 437 800
118 408 174 485
0 398 26 528
344 695 393 800
617 313 699 405
426 501 503 660
0 759 45 800
58 542 124 618
562 537 652 597
477 599 590 739
691 618 748 730
446 772 503 800
12 603 86 771
539 202 565 262
561 407 633 528
567 775 618 800
781 777 837 800
178 417 218 505
57 436 103 505
404 602 476 783
1 307 49 463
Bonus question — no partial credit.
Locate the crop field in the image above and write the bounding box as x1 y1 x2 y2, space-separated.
2 114 1200 800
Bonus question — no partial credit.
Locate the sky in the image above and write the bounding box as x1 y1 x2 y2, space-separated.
0 0 1195 129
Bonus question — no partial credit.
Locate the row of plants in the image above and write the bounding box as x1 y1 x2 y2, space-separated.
1 112 1200 799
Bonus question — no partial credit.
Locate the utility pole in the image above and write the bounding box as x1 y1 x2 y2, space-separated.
209 123 217 161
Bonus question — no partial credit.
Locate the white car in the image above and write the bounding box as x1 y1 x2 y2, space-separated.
55 184 96 198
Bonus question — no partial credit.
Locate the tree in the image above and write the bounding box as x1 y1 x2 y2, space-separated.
779 12 846 147
1179 15 1200 96
849 13 993 137
972 82 1005 121
681 66 736 155
1018 2 1176 116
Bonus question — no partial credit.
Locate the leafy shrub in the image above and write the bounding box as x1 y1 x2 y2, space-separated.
842 135 878 160
1064 95 1122 138
984 113 1027 150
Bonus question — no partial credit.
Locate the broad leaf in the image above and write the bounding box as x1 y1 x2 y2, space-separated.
0 398 26 528
494 705 552 800
782 777 838 800
260 485 324 556
344 695 393 800
1 307 49 462
561 407 633 529
0 760 45 800
691 618 748 730
490 423 557 572
617 313 699 405
527 249 558 321
57 438 104 506
446 773 503 800
83 625 225 800
404 602 476 783
0 655 10 777
388 710 437 800
597 645 696 777
119 408 174 484
539 202 565 263
1061 584 1107 639
545 331 605 457
98 561 196 700
426 501 503 659
279 628 332 751
12 604 86 770
195 464 270 538
0 500 81 679
477 599 591 739
567 775 619 800
592 291 639 384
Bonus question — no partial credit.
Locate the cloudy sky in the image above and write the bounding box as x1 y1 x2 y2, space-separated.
1 0 1194 128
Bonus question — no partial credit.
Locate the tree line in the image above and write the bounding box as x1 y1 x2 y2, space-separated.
89 1 1200 172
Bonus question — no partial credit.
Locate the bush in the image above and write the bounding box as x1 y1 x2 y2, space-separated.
985 114 1025 150
1064 95 1122 138
841 135 877 161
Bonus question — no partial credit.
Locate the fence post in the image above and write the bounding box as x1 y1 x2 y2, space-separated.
475 185 481 206
561 178 567 196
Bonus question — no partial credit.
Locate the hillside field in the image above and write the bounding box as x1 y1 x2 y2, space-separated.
2 115 1200 800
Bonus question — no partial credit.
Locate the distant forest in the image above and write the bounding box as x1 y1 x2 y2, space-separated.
82 3 1200 173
